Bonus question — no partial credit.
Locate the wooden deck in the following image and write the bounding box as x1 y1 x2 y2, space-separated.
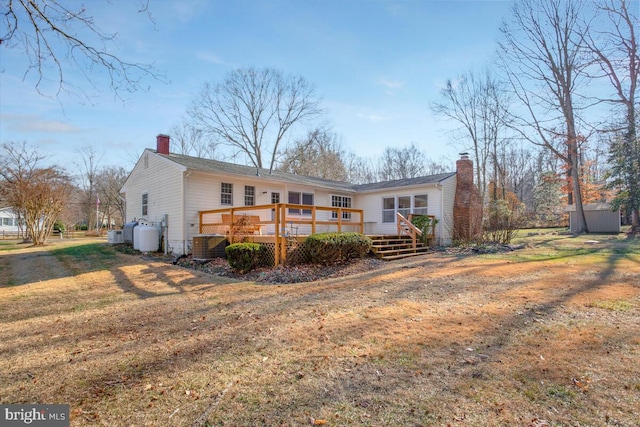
198 204 435 264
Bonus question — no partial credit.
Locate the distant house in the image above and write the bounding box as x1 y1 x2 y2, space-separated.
566 203 621 233
0 207 23 238
120 135 479 256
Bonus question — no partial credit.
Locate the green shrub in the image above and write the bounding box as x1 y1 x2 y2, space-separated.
305 232 372 265
225 242 264 273
53 220 66 233
411 215 439 245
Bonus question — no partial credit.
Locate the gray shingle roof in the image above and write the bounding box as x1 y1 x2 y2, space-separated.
158 151 455 193
354 173 456 192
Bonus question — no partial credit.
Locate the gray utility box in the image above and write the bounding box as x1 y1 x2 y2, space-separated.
192 234 227 260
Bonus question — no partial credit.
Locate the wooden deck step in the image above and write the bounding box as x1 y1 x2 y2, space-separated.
368 235 430 261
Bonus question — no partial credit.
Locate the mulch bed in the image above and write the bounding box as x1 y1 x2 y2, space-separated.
140 243 524 284
174 255 388 284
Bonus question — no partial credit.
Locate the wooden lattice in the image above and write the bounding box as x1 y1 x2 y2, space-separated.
250 240 311 267
284 238 311 265
257 242 276 266
191 233 314 267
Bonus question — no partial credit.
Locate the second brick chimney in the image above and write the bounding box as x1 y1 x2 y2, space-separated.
156 134 170 155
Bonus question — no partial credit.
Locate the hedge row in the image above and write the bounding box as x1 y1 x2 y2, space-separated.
305 232 372 265
224 232 372 273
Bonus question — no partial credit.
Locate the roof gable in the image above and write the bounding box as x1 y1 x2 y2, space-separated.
121 149 186 192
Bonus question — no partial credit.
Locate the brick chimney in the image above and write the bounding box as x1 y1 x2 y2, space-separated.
156 134 170 155
453 153 483 242
456 153 474 186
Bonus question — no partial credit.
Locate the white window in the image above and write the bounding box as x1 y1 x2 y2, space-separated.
142 193 148 216
331 195 352 220
382 197 395 223
398 196 411 219
414 194 428 215
221 183 233 205
288 191 313 215
245 185 255 206
383 195 428 223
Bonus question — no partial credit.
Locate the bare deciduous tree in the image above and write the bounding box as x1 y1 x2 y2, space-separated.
501 145 537 209
376 143 428 181
586 0 640 232
95 166 128 228
58 186 85 234
0 0 161 100
431 69 511 203
498 0 591 232
0 142 73 245
169 121 213 158
187 67 323 173
278 127 348 181
343 153 377 185
75 146 103 230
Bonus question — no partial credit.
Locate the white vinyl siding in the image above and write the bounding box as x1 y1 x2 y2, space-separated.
356 177 455 237
120 149 185 253
440 176 456 245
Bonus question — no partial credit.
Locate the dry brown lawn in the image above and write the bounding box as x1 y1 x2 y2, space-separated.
0 233 639 427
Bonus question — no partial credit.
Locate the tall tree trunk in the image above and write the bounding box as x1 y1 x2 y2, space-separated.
626 107 640 232
567 125 589 233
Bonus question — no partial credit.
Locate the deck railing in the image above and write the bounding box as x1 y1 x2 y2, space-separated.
396 212 436 248
199 204 364 265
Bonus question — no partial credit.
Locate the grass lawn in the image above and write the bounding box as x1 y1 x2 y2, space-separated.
1 232 639 426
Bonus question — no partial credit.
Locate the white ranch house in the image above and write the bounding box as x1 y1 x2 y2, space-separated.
0 207 23 239
121 135 475 257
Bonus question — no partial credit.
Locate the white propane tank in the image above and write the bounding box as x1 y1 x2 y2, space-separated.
137 225 159 252
133 224 141 250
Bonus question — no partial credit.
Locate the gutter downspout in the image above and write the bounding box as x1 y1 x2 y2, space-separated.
438 182 444 246
183 171 191 255
118 194 127 224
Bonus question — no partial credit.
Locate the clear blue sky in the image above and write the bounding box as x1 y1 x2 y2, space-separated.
0 0 514 173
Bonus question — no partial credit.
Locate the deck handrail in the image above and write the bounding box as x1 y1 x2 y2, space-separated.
396 212 422 249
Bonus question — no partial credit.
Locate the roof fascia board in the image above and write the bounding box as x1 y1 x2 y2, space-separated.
356 182 441 194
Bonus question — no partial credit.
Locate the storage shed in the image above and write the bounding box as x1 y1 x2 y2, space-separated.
566 203 620 233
